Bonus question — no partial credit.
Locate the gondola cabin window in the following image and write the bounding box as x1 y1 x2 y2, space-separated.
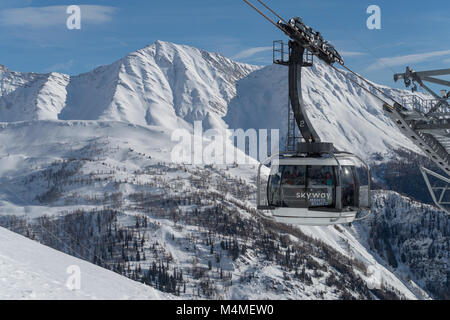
307 166 336 208
268 165 336 209
341 166 356 207
268 165 282 207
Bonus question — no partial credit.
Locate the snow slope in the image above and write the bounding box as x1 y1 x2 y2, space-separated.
0 120 258 217
0 226 170 300
0 66 69 121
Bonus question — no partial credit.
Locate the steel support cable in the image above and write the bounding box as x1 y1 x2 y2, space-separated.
243 0 399 110
329 64 394 109
243 0 284 31
243 0 407 108
305 4 400 77
339 64 401 107
256 0 289 25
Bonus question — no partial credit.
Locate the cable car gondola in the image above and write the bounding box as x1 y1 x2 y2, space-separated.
243 0 372 225
256 145 371 225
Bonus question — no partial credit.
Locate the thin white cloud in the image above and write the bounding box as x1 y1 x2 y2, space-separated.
44 59 74 73
341 51 366 57
233 46 272 60
0 5 117 28
233 47 365 61
367 50 450 71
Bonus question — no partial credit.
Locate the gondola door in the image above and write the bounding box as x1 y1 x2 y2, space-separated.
341 166 357 208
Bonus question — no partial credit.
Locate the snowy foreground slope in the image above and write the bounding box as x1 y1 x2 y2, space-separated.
0 41 448 300
0 226 169 300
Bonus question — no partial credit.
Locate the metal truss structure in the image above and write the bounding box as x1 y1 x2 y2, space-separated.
391 67 450 213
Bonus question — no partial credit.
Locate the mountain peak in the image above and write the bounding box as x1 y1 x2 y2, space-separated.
134 40 195 54
52 40 258 129
132 40 253 68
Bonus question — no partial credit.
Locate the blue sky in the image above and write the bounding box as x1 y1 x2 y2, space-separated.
0 0 448 89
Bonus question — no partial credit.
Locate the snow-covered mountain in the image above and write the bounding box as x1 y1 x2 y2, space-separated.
0 40 428 162
0 41 447 300
0 226 170 299
0 66 69 121
0 41 257 131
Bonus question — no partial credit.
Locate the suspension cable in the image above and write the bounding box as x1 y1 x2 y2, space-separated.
330 66 388 105
256 0 289 25
243 0 284 31
243 0 402 109
340 64 401 106
329 63 398 110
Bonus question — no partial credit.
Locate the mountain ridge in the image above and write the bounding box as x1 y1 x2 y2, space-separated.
0 40 259 131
